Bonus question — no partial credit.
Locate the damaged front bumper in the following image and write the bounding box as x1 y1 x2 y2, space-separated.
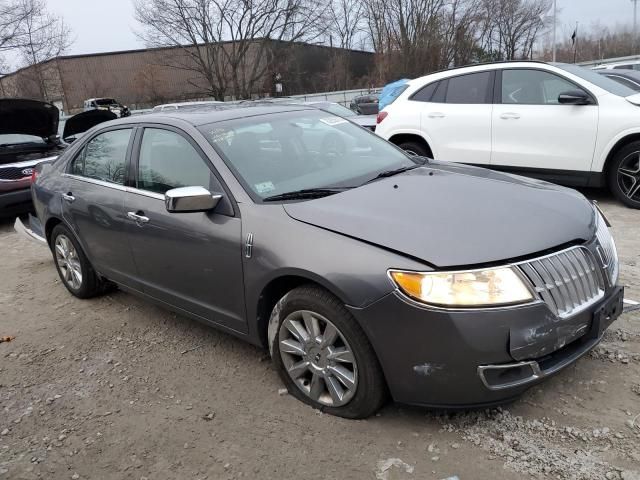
349 285 624 408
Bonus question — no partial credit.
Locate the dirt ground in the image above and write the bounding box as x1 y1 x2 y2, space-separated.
1 189 639 480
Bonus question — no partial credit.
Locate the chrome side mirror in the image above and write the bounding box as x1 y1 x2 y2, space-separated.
164 186 222 213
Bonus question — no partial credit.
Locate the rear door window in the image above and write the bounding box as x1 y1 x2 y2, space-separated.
445 72 492 104
70 128 132 184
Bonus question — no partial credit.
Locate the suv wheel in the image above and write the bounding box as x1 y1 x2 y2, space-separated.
608 141 640 209
398 141 430 158
268 285 386 419
51 224 107 298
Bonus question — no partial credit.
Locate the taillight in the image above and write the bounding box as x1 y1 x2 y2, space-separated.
30 168 38 183
376 111 388 124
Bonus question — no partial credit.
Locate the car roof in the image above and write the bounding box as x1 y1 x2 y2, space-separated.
407 60 553 86
110 103 316 127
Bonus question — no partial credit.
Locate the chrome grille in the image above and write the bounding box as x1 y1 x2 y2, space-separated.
518 247 604 318
594 212 619 286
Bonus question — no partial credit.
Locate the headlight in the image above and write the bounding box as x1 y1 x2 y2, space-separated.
389 267 534 308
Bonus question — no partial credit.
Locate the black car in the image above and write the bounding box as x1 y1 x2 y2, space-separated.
349 94 379 115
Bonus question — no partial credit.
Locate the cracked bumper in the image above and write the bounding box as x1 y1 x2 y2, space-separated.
348 286 624 407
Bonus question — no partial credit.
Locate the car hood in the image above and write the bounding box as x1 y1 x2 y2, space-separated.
283 163 596 268
63 110 117 140
0 98 59 138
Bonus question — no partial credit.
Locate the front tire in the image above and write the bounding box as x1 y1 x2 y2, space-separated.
397 140 430 158
608 141 640 209
50 224 105 299
269 285 387 419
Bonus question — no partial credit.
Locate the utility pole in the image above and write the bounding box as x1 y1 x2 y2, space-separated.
634 0 639 51
552 0 557 62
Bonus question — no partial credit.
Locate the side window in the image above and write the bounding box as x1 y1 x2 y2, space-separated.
411 82 438 102
70 129 131 185
137 128 220 194
445 72 492 104
502 69 586 105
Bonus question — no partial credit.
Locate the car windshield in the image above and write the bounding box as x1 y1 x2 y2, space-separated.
316 103 357 118
0 134 45 146
556 64 637 97
95 99 117 106
199 110 416 200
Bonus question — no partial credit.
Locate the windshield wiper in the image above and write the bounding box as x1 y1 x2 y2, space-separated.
364 159 428 185
263 187 349 202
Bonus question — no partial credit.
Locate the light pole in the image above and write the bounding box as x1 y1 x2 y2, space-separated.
634 0 639 51
552 0 557 62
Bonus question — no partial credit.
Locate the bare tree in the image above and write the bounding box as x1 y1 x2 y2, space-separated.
15 0 72 100
478 0 550 60
134 0 325 100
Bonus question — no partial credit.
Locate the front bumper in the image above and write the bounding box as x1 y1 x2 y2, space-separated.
349 285 624 408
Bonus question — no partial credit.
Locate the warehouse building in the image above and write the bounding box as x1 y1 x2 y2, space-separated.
0 40 375 114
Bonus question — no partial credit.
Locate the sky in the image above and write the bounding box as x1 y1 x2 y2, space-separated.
22 0 640 58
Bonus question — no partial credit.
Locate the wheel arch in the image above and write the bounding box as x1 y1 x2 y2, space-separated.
601 133 640 183
44 216 63 246
254 272 351 349
388 133 433 158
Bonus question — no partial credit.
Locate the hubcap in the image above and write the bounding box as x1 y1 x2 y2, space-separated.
54 234 82 290
278 310 358 407
618 152 640 202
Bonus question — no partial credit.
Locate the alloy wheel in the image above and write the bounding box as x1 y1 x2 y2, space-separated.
54 234 83 290
278 310 358 407
617 152 640 202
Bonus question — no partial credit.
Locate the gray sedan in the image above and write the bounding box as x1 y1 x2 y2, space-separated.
26 104 623 418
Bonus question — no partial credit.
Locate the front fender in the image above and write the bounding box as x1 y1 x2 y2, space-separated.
593 127 640 173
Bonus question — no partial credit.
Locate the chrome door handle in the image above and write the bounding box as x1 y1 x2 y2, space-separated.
500 112 521 120
427 112 445 118
62 193 75 202
127 211 150 224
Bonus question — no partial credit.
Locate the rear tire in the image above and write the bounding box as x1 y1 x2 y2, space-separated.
608 141 640 209
269 285 387 419
50 224 106 299
397 140 430 158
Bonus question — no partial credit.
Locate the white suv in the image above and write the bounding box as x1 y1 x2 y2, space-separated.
375 61 640 208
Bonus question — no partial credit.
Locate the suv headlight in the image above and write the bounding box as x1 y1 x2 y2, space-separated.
389 267 534 308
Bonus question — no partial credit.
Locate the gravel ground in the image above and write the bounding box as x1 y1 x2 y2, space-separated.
1 189 639 480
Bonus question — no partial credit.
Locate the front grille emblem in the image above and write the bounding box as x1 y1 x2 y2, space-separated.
21 168 34 177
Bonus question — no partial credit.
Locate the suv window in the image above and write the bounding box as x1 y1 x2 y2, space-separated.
411 82 438 102
70 129 132 184
502 69 586 105
137 128 219 194
445 72 492 104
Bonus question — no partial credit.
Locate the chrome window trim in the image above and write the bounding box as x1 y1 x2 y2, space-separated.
62 173 165 200
62 173 127 191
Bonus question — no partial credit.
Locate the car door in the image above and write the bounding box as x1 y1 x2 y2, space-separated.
417 71 494 164
491 68 599 181
122 126 246 333
62 127 139 286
